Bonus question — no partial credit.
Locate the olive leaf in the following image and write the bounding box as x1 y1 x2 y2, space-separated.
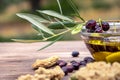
71 24 84 34
11 39 44 43
57 0 63 15
16 13 54 35
38 10 73 22
38 35 63 51
48 21 77 29
67 0 85 22
17 13 49 23
32 24 43 33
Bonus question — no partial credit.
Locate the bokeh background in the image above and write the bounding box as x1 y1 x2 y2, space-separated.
0 0 120 42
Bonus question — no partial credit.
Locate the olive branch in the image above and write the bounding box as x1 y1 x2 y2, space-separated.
12 0 86 50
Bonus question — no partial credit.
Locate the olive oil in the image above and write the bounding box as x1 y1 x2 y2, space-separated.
85 39 120 61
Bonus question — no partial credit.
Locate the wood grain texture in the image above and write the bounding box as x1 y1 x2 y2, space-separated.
0 41 91 80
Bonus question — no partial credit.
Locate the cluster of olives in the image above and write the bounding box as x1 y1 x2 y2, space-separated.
85 20 110 33
56 56 94 75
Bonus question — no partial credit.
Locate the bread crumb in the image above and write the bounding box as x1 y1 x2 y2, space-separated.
71 61 120 80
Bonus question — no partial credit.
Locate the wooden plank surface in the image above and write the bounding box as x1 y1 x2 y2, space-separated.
0 41 91 80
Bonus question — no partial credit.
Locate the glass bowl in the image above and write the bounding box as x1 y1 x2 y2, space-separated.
80 21 120 62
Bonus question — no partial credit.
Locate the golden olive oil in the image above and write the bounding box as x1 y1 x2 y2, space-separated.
85 39 120 62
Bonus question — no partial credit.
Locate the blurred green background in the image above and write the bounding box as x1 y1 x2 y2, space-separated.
0 0 120 42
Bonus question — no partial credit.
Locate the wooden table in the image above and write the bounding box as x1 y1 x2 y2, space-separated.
0 41 91 80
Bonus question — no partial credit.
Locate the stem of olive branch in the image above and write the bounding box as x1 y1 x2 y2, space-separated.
43 29 72 41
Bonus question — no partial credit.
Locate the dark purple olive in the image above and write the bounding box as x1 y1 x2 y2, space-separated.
95 24 100 29
62 66 68 75
85 20 96 30
95 25 103 33
72 51 79 57
84 57 94 63
95 27 103 33
72 62 80 70
79 61 87 66
59 61 67 67
66 65 74 73
70 60 78 64
101 21 110 31
87 29 95 33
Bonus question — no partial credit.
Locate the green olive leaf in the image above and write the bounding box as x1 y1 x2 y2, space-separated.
11 39 44 43
38 35 63 51
38 10 73 22
48 21 77 29
16 13 54 35
71 24 83 34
